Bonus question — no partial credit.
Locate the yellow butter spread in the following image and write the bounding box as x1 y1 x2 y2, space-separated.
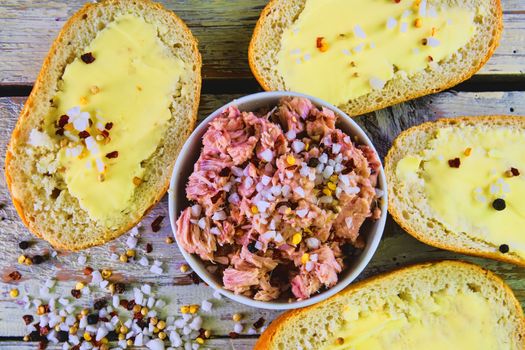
277 0 476 105
47 14 185 225
322 290 501 350
397 126 525 257
395 155 421 182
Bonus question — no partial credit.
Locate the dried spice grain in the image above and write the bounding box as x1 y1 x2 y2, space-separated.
151 216 164 232
80 52 95 64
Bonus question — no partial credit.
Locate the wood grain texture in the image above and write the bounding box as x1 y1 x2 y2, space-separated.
0 92 524 348
0 339 258 350
0 0 524 85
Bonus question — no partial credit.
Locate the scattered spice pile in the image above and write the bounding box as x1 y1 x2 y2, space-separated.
7 221 267 349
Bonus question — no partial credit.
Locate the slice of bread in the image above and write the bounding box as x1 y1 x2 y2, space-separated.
255 260 524 350
385 116 525 266
248 0 502 116
4 0 201 250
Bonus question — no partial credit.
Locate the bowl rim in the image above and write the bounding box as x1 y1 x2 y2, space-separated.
168 91 388 310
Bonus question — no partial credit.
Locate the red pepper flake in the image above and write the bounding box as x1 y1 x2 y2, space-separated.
428 55 434 62
105 122 113 130
145 243 153 253
38 339 48 350
151 215 164 232
126 299 136 311
448 158 461 168
119 299 129 309
78 130 90 139
55 128 64 136
229 332 239 339
253 317 266 329
80 52 95 64
105 151 119 159
58 115 69 128
509 167 520 177
316 37 328 52
22 314 34 325
39 325 50 336
394 0 401 2
101 130 110 138
71 289 81 299
8 270 22 281
83 266 94 275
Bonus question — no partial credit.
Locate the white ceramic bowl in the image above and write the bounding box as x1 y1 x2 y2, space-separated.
169 91 387 310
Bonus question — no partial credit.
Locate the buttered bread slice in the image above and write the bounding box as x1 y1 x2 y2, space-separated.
255 261 524 350
5 0 201 250
386 117 525 266
249 0 502 116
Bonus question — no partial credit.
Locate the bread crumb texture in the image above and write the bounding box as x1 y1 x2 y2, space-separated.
5 0 201 250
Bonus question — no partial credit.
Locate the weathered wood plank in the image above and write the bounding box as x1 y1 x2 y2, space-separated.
0 92 524 342
0 0 524 84
0 338 258 350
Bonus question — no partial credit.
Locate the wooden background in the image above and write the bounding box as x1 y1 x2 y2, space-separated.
0 1 524 349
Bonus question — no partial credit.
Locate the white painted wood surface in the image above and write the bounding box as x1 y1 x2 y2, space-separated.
0 0 524 349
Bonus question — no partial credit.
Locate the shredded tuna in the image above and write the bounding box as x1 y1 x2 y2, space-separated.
176 97 382 301
223 267 260 294
175 208 217 261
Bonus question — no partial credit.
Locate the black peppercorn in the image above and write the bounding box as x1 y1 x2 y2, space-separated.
93 298 107 310
32 255 44 265
499 244 510 253
307 157 320 167
106 330 118 341
29 330 43 341
247 242 258 253
87 314 99 325
56 330 68 342
492 198 506 211
19 241 30 250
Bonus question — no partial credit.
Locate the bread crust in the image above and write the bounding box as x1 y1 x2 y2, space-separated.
254 260 525 349
385 116 525 267
4 0 202 251
248 0 503 116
